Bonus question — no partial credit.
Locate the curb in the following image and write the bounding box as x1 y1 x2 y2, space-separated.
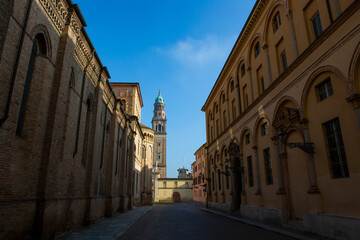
201 208 320 240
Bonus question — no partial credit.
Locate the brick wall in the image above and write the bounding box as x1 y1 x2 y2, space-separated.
0 0 144 239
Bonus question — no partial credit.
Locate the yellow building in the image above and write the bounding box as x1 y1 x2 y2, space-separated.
157 178 193 203
202 0 360 239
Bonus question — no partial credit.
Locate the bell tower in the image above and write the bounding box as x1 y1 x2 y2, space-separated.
152 90 167 178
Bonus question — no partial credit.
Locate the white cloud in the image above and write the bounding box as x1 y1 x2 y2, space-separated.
157 34 236 67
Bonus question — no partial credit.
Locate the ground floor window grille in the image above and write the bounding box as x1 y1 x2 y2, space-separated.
323 118 349 178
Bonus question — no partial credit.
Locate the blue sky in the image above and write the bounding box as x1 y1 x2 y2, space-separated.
75 0 256 177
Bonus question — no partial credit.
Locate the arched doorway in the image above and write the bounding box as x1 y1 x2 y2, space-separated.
172 192 180 203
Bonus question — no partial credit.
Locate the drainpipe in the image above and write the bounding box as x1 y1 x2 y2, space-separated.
0 0 34 127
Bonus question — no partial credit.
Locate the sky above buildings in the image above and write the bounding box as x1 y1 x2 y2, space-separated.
74 0 256 177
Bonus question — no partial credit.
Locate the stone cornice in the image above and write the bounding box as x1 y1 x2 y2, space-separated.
202 0 268 112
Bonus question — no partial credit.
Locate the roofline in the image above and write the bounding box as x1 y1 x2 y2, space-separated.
194 142 207 155
111 82 143 107
201 0 261 112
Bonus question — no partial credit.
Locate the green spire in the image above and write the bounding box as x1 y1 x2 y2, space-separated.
155 90 164 104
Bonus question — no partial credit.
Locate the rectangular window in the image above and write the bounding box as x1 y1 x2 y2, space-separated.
260 76 265 93
232 99 236 121
245 133 250 145
261 122 268 136
226 167 230 190
242 85 248 108
247 156 254 187
257 66 265 94
317 77 333 101
312 12 323 39
281 51 288 71
218 169 221 190
212 172 215 191
223 111 227 129
323 118 349 178
263 148 273 185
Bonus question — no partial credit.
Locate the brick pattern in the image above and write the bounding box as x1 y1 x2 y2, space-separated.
0 0 150 239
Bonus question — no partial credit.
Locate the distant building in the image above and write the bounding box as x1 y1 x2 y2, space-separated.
152 91 167 178
192 144 207 203
157 178 193 203
177 167 191 178
111 83 154 207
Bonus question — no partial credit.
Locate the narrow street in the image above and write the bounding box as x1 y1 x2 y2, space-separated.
119 203 294 240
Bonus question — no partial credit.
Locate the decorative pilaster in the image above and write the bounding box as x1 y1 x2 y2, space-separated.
247 68 254 103
301 119 323 214
286 11 299 59
300 119 320 194
252 145 263 206
263 45 273 85
271 136 285 194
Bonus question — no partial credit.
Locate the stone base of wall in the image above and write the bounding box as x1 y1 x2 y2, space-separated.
119 196 129 213
304 213 360 240
240 205 283 225
208 202 231 213
141 192 153 205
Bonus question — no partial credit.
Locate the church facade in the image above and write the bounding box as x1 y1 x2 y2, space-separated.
0 1 153 239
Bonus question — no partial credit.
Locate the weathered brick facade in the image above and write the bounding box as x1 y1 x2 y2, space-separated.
0 0 149 239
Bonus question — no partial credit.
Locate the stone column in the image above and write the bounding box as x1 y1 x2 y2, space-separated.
332 0 341 18
230 164 236 211
272 136 286 218
301 120 319 192
252 145 263 206
271 136 285 193
239 154 247 205
247 68 254 103
264 46 273 85
286 11 299 59
301 119 323 214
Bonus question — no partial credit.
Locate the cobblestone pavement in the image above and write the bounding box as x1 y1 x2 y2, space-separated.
57 203 326 240
56 206 153 240
119 203 296 240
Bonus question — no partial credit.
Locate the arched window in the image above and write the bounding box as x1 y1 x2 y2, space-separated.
254 42 261 58
222 93 226 103
230 80 234 91
241 63 246 77
158 124 162 132
272 11 281 32
16 33 48 136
